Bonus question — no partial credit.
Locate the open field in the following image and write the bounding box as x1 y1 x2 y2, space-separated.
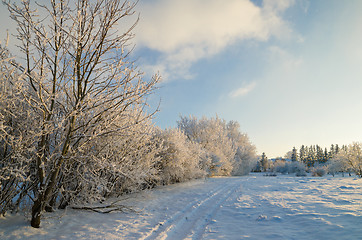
1 173 361 239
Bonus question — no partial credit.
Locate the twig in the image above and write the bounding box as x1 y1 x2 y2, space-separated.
71 204 138 213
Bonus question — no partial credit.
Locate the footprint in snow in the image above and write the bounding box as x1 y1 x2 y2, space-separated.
256 215 268 221
271 216 282 222
256 215 282 222
338 186 354 190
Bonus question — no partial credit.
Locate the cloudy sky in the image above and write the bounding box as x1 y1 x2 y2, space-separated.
1 0 362 158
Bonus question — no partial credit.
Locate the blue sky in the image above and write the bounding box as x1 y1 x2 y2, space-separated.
132 0 362 158
1 0 362 158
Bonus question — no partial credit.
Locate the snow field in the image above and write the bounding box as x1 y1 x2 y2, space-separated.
203 175 362 240
0 174 361 239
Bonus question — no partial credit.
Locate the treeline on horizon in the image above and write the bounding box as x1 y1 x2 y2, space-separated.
255 144 362 178
289 144 347 167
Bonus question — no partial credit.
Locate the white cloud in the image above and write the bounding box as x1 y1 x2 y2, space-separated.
133 0 295 80
266 45 303 78
263 0 296 13
229 82 257 98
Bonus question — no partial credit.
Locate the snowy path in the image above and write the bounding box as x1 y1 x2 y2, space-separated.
142 179 242 240
1 174 361 239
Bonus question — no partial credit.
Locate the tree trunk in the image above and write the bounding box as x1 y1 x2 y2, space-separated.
30 117 74 227
30 198 42 228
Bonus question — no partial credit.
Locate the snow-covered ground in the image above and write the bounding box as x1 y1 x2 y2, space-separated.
1 173 361 240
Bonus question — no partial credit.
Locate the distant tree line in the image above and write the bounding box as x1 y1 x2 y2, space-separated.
256 144 362 178
292 144 347 167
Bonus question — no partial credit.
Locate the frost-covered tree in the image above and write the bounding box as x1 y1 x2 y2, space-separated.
57 108 161 207
328 152 349 176
0 43 36 216
178 116 235 176
177 116 256 176
155 128 206 185
3 0 160 227
328 142 362 177
344 143 362 177
226 121 257 175
284 151 292 160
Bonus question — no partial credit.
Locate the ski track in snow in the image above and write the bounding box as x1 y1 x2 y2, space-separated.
0 174 361 240
141 179 241 240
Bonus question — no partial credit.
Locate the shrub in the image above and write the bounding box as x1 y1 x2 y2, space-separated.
311 166 327 177
288 161 306 174
296 171 307 177
272 160 288 174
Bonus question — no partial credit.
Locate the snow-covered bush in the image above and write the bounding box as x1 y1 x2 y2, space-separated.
155 128 206 185
328 143 362 177
328 153 349 176
270 160 306 176
57 108 162 208
295 171 307 177
288 161 307 175
311 166 327 177
178 116 256 176
272 160 288 174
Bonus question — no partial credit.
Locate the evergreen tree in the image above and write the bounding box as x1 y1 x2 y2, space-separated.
330 144 335 156
260 152 268 172
328 145 334 160
316 145 324 164
307 145 316 168
335 144 340 154
300 145 306 164
291 147 298 161
323 148 329 163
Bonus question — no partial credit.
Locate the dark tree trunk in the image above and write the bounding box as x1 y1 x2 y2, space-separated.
30 198 43 228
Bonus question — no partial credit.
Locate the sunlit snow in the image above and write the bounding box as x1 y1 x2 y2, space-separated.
1 173 361 240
